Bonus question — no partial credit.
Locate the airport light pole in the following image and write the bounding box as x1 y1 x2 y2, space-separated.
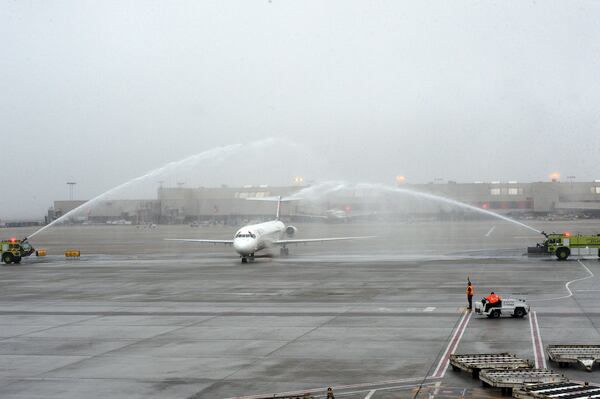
67 182 76 200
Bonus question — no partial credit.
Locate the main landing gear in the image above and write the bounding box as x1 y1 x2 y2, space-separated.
280 247 289 257
241 254 255 264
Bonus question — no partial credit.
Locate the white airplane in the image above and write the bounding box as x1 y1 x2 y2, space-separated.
165 197 373 263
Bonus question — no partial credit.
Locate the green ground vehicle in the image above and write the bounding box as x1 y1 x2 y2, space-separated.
528 232 600 260
1 238 35 264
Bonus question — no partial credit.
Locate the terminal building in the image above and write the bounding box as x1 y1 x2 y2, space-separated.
47 181 600 224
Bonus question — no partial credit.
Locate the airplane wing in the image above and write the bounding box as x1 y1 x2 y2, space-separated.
164 238 233 245
273 236 375 245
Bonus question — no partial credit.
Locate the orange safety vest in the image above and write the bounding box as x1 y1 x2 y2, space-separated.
486 293 500 304
466 285 474 296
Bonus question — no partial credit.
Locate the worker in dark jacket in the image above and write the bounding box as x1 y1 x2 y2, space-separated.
466 281 474 310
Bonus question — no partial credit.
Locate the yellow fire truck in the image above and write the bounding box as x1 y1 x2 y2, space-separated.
529 232 600 260
1 238 35 264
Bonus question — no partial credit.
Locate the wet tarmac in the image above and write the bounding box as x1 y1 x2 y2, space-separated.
0 221 599 398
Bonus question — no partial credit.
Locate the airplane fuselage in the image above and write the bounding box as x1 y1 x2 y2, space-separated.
233 220 285 256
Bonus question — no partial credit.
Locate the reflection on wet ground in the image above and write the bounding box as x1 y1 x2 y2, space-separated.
0 222 599 398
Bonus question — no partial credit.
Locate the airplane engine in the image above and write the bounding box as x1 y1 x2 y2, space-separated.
285 226 298 237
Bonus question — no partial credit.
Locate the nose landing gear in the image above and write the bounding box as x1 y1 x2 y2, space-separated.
241 253 255 264
280 247 289 257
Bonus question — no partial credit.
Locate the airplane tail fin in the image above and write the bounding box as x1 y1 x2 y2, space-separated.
246 195 302 220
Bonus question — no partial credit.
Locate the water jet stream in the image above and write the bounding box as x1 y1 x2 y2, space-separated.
293 182 542 234
27 149 541 239
27 139 291 239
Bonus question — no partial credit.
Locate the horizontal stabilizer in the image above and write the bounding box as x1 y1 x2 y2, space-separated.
246 195 301 219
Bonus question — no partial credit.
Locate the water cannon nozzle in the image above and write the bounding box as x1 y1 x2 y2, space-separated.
540 231 548 238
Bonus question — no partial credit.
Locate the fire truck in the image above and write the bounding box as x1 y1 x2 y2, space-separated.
528 232 600 260
1 238 35 264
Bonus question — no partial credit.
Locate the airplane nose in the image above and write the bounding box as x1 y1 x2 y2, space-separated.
234 239 254 255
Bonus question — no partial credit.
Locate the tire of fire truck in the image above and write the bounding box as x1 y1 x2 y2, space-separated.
2 252 14 264
556 247 570 260
14 257 21 264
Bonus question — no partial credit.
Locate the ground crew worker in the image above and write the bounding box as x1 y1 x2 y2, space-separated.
466 281 474 310
326 387 334 399
484 291 501 312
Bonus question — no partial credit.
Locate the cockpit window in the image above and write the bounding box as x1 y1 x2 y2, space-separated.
235 232 256 238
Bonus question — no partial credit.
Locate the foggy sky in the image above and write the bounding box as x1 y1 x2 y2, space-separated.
2 1 600 219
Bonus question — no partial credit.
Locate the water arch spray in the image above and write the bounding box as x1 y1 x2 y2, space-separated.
293 182 542 234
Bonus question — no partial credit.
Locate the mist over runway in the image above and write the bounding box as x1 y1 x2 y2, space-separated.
1 221 599 398
3 1 600 397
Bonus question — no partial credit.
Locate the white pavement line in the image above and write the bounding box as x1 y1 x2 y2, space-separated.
431 381 442 398
485 225 496 237
566 260 595 297
336 382 438 397
431 311 472 378
224 376 429 399
529 311 546 369
363 389 376 399
424 307 436 312
530 259 595 302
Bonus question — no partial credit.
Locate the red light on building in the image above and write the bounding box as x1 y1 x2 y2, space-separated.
344 205 352 213
481 202 489 209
